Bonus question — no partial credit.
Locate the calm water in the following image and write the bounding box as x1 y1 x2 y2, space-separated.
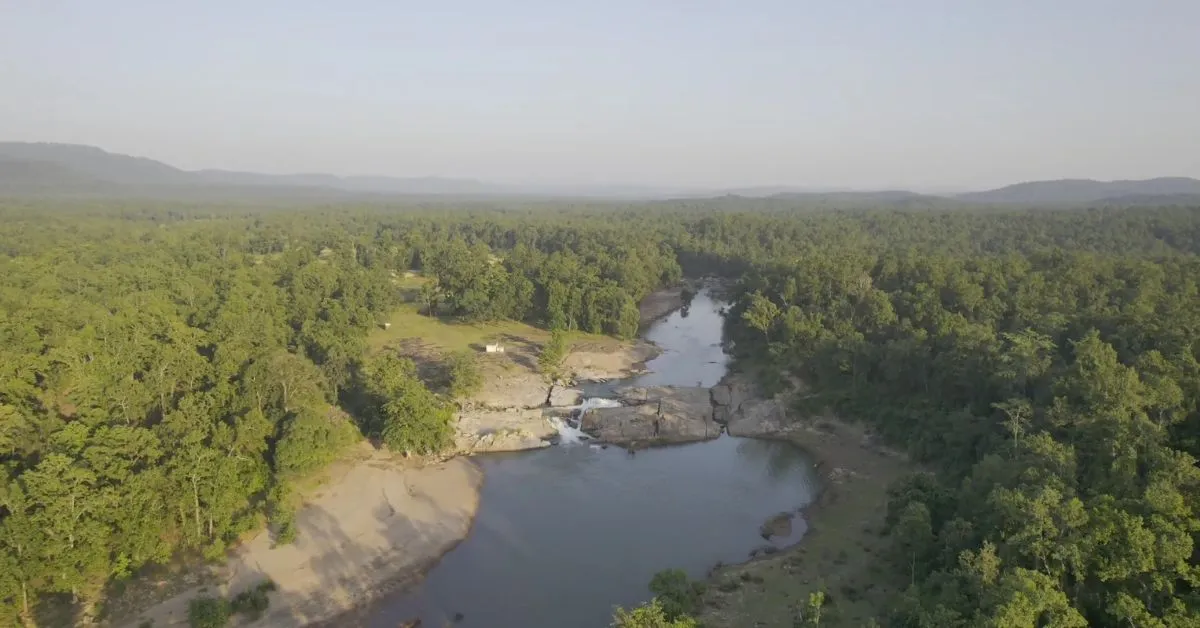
372 289 819 628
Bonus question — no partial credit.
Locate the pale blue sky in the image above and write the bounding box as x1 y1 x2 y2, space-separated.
2 1 1197 190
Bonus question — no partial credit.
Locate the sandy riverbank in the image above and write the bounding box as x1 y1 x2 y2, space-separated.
116 444 482 628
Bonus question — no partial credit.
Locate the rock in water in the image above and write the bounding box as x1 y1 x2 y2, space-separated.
759 512 794 540
581 386 719 446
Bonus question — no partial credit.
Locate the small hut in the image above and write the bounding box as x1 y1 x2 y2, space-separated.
485 343 505 353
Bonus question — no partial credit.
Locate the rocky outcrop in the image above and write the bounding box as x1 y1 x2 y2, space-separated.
547 384 583 407
710 384 733 407
711 374 796 437
454 408 556 454
470 370 551 409
726 398 790 437
580 385 720 446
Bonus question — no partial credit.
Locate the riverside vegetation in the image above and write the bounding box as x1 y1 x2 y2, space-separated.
0 199 1199 626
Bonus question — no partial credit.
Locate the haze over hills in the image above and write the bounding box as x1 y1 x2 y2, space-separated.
1 141 1198 206
956 177 1200 205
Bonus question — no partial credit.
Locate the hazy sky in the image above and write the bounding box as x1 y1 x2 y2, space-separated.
2 1 1198 190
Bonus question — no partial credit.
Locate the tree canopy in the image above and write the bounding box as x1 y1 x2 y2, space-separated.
2 197 1200 624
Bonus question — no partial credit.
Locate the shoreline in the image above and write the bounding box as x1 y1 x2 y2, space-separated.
638 284 690 327
113 448 483 628
698 414 910 626
110 334 661 627
109 286 704 627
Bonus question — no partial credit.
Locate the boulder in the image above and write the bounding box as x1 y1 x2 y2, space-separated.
547 385 584 407
718 374 756 412
759 512 794 540
582 385 719 446
726 398 791 437
613 385 712 407
710 384 732 407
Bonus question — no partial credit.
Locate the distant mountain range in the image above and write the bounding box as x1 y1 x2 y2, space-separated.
2 142 1198 206
955 177 1200 204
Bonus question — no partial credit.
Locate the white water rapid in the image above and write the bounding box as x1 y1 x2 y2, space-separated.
550 397 623 445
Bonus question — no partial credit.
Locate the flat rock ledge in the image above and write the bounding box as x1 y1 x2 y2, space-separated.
454 408 558 454
580 385 721 446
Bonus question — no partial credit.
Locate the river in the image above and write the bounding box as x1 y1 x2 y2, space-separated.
371 289 819 627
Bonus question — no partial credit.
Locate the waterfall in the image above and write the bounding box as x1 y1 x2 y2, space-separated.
550 397 623 445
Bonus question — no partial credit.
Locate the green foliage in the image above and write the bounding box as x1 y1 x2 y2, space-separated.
273 408 359 477
647 569 704 621
4 200 1200 621
611 598 699 628
229 579 277 621
187 596 230 628
445 350 483 399
741 291 780 341
267 482 297 546
805 589 825 626
362 353 455 455
538 329 569 383
725 211 1200 624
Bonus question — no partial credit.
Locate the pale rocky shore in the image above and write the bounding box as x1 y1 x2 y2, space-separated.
453 340 659 454
576 373 796 447
114 340 662 628
116 445 481 628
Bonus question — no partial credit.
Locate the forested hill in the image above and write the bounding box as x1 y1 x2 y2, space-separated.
4 142 1200 206
958 176 1200 204
2 199 1200 625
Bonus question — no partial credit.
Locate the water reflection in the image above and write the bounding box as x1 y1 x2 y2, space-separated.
634 289 728 389
370 287 818 628
735 437 814 485
373 438 818 628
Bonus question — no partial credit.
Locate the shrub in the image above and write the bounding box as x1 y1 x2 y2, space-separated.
187 596 230 628
446 351 482 399
230 579 277 621
611 599 698 628
268 483 298 546
648 569 705 621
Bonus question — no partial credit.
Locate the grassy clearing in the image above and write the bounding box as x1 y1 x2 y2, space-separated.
700 417 910 627
369 274 622 378
370 303 560 354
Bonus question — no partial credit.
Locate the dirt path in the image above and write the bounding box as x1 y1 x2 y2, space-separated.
114 446 481 628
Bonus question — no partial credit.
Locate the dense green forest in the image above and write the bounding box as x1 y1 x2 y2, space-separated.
724 217 1200 624
2 198 1200 625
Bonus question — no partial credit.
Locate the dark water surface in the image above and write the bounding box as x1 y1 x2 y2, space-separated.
372 289 819 628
